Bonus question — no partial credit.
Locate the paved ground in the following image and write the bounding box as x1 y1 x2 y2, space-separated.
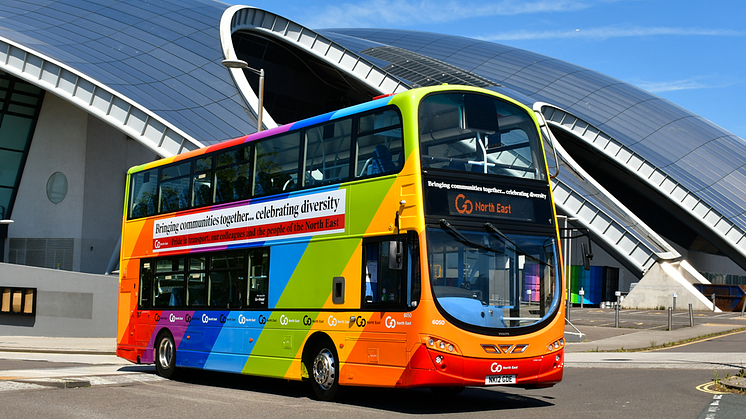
0 308 744 355
0 336 116 355
562 307 746 391
564 307 746 352
567 307 746 331
1 308 745 390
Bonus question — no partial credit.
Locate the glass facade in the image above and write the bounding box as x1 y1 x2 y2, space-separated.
0 70 44 220
0 0 253 145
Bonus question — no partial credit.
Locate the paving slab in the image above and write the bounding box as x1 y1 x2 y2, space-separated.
0 336 115 355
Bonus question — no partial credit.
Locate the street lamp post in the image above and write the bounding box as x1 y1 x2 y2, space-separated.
222 58 265 132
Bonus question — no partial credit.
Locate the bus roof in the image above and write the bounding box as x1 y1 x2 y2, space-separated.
127 93 398 175
125 84 528 175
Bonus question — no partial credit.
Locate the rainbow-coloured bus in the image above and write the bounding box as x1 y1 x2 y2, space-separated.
116 84 565 400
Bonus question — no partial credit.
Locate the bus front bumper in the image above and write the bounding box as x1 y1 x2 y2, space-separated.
401 344 564 388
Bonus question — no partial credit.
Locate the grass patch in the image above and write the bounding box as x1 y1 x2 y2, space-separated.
713 368 746 394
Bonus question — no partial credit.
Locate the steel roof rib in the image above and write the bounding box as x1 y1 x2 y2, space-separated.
324 28 746 273
0 36 202 157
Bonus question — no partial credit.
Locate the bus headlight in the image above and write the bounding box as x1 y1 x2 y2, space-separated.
423 336 459 354
547 337 565 353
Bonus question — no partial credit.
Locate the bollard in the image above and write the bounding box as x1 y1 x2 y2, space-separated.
672 292 677 312
668 307 672 331
615 291 621 328
689 303 694 327
712 293 716 312
615 303 619 328
579 288 585 309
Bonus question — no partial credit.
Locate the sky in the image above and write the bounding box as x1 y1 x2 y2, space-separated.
226 0 746 140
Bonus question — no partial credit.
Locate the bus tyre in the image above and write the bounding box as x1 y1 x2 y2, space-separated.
154 331 178 379
310 341 339 401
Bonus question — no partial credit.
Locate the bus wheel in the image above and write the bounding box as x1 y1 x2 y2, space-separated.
154 331 177 378
310 341 339 401
430 386 464 396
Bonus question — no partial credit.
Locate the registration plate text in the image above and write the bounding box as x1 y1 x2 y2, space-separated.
485 374 517 385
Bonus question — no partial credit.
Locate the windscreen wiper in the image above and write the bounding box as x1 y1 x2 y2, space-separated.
439 219 503 254
483 222 553 268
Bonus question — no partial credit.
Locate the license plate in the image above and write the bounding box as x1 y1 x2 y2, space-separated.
485 374 517 385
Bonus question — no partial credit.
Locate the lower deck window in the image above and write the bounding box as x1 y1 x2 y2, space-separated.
139 248 269 310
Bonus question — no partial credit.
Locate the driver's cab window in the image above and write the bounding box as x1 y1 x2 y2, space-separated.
362 233 420 308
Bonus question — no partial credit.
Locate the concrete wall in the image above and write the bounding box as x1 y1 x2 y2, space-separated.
622 261 716 311
6 93 156 274
11 94 88 258
0 262 117 337
80 117 153 273
665 236 746 278
687 250 746 277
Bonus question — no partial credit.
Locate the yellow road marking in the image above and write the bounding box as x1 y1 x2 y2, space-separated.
696 381 729 394
703 323 745 326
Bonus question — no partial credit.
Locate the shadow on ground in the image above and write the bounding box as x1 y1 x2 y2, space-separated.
160 368 555 414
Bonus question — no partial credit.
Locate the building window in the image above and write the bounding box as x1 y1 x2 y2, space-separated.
46 172 68 204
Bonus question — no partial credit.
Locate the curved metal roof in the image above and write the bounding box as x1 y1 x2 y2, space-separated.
219 5 410 131
323 28 746 273
0 0 254 155
2 1 744 275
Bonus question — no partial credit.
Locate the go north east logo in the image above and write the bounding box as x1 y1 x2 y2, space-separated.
279 315 300 326
384 316 412 329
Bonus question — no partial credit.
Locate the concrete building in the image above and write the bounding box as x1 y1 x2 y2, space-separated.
1 0 745 336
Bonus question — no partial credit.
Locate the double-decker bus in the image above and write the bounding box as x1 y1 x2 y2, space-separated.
117 84 565 400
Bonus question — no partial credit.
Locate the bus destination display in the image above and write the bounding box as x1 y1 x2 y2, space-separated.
425 178 552 224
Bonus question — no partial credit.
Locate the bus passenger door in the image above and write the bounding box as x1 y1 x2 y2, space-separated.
343 236 418 386
134 260 155 349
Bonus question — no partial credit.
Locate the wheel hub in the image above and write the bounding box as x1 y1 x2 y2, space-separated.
157 338 173 369
312 348 336 390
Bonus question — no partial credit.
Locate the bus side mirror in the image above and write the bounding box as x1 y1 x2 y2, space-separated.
389 240 402 271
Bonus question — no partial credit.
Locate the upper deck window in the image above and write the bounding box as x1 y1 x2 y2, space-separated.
127 106 403 220
419 92 546 181
356 109 403 178
254 131 301 196
130 168 158 218
304 119 352 187
159 162 191 213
